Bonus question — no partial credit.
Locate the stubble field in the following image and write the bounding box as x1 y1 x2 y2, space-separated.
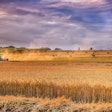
0 60 112 111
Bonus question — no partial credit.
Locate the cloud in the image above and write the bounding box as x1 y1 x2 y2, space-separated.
0 0 41 3
0 0 111 49
61 0 104 3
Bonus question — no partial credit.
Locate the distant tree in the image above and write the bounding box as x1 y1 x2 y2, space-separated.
39 47 51 52
6 46 15 48
90 47 93 50
54 48 62 51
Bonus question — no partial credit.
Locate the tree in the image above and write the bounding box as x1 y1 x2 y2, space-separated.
90 47 93 50
6 46 15 48
54 48 62 51
39 47 51 52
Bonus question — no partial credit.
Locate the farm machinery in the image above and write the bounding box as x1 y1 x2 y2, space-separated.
0 54 9 61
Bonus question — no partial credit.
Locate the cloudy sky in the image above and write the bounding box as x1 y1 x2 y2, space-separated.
0 0 111 49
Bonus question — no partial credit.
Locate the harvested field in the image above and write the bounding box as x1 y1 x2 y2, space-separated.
0 96 112 112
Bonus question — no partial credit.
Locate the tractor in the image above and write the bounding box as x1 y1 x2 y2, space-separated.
0 54 8 61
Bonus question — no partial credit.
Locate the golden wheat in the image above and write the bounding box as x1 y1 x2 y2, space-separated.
0 61 112 103
0 80 111 103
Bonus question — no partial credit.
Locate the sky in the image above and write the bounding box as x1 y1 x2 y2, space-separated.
0 0 112 50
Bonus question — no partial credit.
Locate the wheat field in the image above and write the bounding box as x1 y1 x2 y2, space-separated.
0 60 112 111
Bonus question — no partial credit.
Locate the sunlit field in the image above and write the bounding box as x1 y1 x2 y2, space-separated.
0 61 112 86
0 60 112 111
